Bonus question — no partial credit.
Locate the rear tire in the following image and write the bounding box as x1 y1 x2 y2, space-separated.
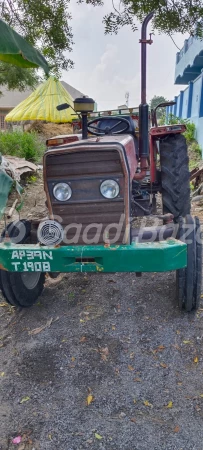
0 220 45 308
160 134 190 220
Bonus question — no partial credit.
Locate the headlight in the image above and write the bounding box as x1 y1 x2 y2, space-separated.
53 183 72 201
100 179 119 199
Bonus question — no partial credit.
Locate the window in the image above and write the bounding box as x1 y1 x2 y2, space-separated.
0 115 6 130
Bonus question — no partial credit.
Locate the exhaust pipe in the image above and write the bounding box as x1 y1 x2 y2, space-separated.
134 12 154 181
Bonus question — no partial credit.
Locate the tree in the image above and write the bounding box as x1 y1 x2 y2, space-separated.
1 0 203 92
80 0 203 37
0 0 73 75
0 62 40 96
150 95 169 119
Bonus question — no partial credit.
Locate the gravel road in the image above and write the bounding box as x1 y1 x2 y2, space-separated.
1 269 203 450
1 176 203 449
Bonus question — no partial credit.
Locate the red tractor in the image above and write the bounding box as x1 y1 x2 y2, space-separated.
0 13 201 312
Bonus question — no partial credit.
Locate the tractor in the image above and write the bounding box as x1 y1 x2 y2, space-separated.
0 12 201 312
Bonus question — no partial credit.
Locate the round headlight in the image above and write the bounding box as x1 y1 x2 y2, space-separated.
100 179 119 199
53 183 72 201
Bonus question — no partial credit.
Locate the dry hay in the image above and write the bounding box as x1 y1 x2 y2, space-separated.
25 120 73 138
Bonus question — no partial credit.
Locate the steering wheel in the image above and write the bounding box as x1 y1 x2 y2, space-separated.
87 116 131 136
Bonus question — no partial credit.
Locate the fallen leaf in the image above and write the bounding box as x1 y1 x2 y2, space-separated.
28 318 53 335
134 378 142 382
12 436 22 444
71 357 75 362
20 396 30 404
80 336 87 343
61 338 68 343
183 340 192 344
133 399 137 404
86 394 94 406
200 394 203 398
0 372 5 377
160 363 168 369
100 346 109 361
176 330 181 335
80 319 85 323
173 426 180 433
194 356 199 363
177 382 183 386
166 401 173 409
130 352 134 359
144 400 153 407
112 325 116 331
128 365 135 371
201 294 203 298
48 434 52 440
95 433 102 440
130 418 136 423
158 345 165 351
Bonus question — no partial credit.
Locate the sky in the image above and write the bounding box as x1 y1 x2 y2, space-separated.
62 0 188 111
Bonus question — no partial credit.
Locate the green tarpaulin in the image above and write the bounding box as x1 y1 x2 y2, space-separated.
0 19 49 73
0 170 13 218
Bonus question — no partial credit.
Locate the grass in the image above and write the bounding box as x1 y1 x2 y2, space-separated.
0 131 46 163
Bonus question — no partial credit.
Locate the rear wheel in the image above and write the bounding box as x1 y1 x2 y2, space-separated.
0 220 45 307
160 134 190 220
176 215 202 312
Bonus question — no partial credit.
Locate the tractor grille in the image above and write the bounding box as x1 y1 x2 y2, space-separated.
45 150 126 245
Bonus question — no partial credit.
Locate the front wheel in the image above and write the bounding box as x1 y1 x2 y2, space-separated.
0 220 45 307
176 215 202 312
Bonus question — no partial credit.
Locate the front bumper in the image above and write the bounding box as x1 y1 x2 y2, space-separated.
0 239 187 273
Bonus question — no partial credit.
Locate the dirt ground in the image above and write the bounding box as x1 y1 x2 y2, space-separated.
1 175 203 450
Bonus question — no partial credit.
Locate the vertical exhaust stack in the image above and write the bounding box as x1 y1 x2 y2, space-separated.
134 12 154 181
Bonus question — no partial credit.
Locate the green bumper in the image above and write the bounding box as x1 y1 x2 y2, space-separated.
0 239 187 273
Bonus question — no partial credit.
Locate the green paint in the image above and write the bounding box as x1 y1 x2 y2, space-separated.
0 240 187 274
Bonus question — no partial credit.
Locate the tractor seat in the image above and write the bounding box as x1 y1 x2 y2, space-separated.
97 115 135 135
97 115 138 155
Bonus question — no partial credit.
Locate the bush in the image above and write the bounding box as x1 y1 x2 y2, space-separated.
0 131 46 162
159 114 196 143
189 141 202 157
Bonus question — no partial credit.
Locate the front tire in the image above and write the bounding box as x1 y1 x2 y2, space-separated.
160 134 190 220
176 215 202 312
0 220 45 307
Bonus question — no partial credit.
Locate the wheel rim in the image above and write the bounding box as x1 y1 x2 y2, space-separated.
21 272 41 290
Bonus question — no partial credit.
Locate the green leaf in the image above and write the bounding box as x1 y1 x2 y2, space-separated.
20 396 30 404
95 433 102 440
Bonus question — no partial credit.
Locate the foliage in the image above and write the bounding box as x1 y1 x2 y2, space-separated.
184 122 196 142
0 0 73 75
159 114 201 151
0 62 40 96
0 131 45 162
189 140 202 157
1 0 203 79
81 0 203 37
150 95 168 119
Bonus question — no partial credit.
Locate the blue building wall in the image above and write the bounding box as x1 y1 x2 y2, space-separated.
182 87 189 119
166 71 203 154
